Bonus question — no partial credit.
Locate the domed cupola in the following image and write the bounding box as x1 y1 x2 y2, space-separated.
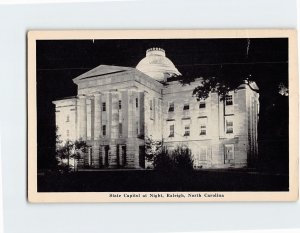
136 48 181 82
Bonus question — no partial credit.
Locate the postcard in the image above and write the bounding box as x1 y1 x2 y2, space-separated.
27 29 298 202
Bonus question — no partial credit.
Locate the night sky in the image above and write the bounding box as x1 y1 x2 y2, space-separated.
36 38 289 171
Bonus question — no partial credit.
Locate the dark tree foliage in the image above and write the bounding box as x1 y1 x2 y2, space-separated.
153 148 173 171
172 147 194 171
153 146 194 172
175 39 288 101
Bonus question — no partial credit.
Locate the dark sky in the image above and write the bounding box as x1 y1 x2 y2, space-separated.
36 38 289 170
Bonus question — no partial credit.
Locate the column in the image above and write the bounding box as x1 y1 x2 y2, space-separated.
126 91 139 168
127 90 135 138
108 91 119 168
111 91 119 139
78 94 87 140
92 142 100 168
93 92 102 140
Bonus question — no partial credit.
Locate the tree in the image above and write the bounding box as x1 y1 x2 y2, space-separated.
56 140 73 172
72 140 88 171
176 39 288 101
144 136 162 164
56 139 88 172
153 148 173 171
153 146 194 172
179 38 289 172
172 147 194 171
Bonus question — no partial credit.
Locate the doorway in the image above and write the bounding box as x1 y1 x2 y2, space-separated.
103 145 109 168
118 145 127 168
139 145 145 168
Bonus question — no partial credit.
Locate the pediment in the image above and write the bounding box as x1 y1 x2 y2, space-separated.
73 64 134 83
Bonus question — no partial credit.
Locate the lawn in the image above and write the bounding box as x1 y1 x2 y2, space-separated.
37 169 289 192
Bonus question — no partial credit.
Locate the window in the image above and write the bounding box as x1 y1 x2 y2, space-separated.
136 98 138 108
184 125 190 136
66 115 70 122
225 95 233 106
150 100 153 110
225 116 234 134
119 100 122 110
199 101 206 109
199 117 207 135
66 130 69 137
102 102 106 111
225 144 234 162
183 103 189 110
119 123 122 136
169 124 174 137
199 147 207 161
136 121 139 135
168 102 174 112
102 125 106 136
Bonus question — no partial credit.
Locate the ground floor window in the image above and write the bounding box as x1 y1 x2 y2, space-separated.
194 146 208 168
224 144 234 164
199 147 207 161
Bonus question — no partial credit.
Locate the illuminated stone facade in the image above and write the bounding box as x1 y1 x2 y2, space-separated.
53 48 259 169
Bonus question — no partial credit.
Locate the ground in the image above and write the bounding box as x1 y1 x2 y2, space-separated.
37 169 289 192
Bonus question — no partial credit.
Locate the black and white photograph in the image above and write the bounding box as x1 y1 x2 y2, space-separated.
27 30 298 202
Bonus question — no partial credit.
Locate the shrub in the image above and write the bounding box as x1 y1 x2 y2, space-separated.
153 148 173 171
172 147 194 171
153 146 194 172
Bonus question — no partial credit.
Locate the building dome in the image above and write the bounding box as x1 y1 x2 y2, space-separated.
136 48 181 82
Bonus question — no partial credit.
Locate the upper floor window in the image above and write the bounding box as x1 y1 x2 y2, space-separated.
169 124 174 137
168 102 174 112
66 115 70 122
225 116 234 134
199 101 206 109
225 95 233 106
119 100 122 110
102 125 106 136
184 125 190 136
102 102 106 111
150 100 153 111
136 98 139 108
183 103 189 111
199 117 207 135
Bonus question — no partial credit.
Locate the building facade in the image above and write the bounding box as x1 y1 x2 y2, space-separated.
53 48 259 169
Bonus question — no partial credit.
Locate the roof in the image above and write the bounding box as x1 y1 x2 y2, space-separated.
73 64 134 83
136 48 181 82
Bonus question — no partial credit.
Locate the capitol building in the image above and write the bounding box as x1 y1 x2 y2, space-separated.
53 48 259 169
